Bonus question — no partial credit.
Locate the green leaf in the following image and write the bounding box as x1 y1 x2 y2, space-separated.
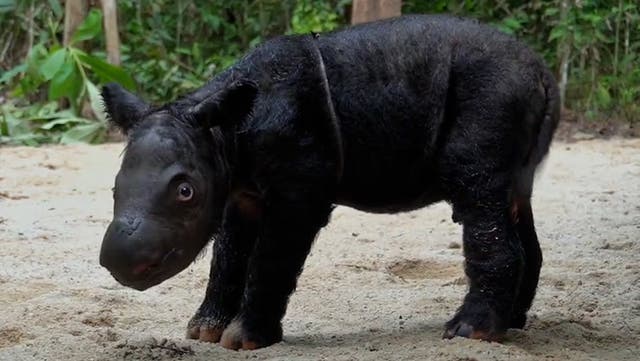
11 43 48 96
48 61 82 101
0 63 27 84
47 0 62 18
0 116 7 136
502 17 522 31
34 102 61 118
40 117 90 130
27 109 76 122
0 106 11 135
0 105 31 136
71 9 103 45
40 48 67 81
85 80 107 122
60 122 105 144
548 27 565 42
0 133 50 146
76 51 136 90
595 85 612 109
0 0 15 13
22 43 48 86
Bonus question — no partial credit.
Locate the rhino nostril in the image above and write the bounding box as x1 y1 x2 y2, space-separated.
125 219 141 236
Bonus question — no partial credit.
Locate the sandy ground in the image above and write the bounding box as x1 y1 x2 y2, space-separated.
0 138 638 361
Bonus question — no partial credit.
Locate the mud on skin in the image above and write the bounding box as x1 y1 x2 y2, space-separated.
99 15 559 350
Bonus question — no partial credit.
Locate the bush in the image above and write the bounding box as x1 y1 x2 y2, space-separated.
0 0 638 145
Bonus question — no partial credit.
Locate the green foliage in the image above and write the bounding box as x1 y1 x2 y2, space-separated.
290 0 342 34
1 7 134 145
0 101 98 145
1 0 639 146
404 0 640 123
1 1 348 144
0 0 16 13
115 0 347 102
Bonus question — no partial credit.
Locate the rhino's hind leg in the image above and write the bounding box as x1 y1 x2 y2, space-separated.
187 196 261 343
438 86 537 341
443 201 524 342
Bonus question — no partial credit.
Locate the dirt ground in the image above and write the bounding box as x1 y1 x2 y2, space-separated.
0 137 638 361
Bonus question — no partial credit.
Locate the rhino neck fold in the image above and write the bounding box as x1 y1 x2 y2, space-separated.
309 33 344 183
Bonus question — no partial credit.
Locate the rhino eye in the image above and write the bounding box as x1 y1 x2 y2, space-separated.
176 182 194 202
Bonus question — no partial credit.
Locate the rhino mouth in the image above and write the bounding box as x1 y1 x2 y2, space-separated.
143 247 182 274
113 247 187 291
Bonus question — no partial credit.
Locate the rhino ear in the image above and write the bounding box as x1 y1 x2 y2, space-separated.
102 82 149 133
188 79 258 128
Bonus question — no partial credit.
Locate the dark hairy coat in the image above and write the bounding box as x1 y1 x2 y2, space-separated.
100 14 559 349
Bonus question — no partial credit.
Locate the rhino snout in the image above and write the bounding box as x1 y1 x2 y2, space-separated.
99 217 170 290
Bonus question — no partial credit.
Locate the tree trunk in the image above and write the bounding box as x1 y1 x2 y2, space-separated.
613 0 622 77
63 0 88 46
101 0 121 65
556 0 572 110
351 0 401 25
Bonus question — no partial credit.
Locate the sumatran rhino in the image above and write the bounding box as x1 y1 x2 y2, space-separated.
99 15 559 350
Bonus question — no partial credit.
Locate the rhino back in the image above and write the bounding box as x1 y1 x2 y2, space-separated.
316 15 548 210
213 15 550 211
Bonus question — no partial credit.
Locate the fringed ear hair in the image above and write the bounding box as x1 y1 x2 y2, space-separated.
102 83 150 133
187 79 258 128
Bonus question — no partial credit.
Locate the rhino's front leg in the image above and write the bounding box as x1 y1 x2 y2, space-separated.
219 196 334 350
187 195 261 342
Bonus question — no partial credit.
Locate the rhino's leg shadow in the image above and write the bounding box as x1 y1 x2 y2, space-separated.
219 197 334 350
187 197 261 343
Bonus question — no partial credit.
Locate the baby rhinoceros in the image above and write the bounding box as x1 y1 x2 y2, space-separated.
99 15 559 350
